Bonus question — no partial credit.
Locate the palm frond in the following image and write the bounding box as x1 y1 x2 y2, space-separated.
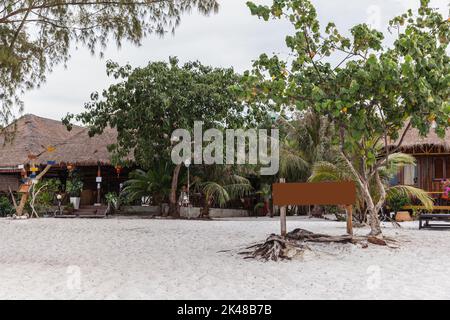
308 160 355 182
121 164 172 203
308 161 341 182
379 152 416 178
202 174 253 208
203 182 230 207
387 185 434 210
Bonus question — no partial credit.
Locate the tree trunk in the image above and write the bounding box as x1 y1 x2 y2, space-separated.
201 197 212 218
362 183 382 237
339 151 383 237
367 205 382 236
16 193 29 216
311 205 325 217
169 164 182 218
370 170 387 237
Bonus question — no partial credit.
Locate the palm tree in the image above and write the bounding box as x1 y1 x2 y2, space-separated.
121 163 172 210
192 166 253 218
274 111 336 218
255 183 272 216
277 111 334 182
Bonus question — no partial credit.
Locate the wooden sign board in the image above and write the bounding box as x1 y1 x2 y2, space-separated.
272 181 356 206
272 181 356 235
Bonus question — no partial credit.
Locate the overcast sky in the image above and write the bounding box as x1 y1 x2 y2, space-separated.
22 0 448 121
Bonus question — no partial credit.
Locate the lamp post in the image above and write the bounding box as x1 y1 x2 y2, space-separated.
95 162 102 206
184 158 191 218
56 194 62 216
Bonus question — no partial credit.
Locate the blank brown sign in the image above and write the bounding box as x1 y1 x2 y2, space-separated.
272 181 356 206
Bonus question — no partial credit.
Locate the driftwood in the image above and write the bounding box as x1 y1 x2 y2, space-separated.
367 236 387 246
240 228 394 261
286 228 354 243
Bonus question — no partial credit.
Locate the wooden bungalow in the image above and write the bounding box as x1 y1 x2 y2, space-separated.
393 124 450 193
0 114 132 205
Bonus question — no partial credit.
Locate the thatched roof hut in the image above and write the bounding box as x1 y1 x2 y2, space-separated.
392 124 450 154
0 114 122 170
389 123 450 193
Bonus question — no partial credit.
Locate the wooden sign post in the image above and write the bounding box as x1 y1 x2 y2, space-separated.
279 178 286 237
272 181 356 236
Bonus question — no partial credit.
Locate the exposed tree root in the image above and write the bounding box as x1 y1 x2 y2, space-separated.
286 228 355 243
240 228 398 261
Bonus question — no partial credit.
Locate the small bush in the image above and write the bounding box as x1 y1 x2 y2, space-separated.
387 193 411 213
0 196 14 217
28 179 62 214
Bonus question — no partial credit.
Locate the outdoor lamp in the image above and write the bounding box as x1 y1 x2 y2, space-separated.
56 194 62 201
184 159 191 167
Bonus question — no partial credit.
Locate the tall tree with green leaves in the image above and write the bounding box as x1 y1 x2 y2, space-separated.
64 57 251 216
0 0 219 128
241 0 449 237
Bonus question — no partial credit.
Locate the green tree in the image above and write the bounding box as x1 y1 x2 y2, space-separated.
242 0 449 237
0 0 219 128
309 151 433 222
64 57 251 216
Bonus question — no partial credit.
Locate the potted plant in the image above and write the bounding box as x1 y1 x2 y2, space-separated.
66 178 83 210
105 192 119 214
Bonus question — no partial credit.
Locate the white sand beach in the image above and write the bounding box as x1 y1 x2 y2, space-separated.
0 217 449 300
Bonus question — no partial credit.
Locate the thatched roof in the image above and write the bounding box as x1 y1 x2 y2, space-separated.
393 123 450 151
39 127 120 166
0 114 124 168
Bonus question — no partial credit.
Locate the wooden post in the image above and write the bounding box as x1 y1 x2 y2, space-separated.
346 205 353 235
96 164 101 205
280 178 286 237
16 165 52 216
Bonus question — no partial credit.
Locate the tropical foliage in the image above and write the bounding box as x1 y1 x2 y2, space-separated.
64 58 257 216
241 0 449 236
121 164 172 206
309 151 433 221
191 165 253 217
0 0 219 128
254 183 272 216
0 196 14 217
28 179 62 217
66 177 83 197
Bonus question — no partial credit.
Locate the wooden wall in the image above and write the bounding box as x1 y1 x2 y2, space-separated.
0 174 19 192
399 155 450 192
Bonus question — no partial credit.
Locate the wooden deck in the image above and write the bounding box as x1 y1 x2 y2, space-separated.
54 205 108 218
403 205 450 211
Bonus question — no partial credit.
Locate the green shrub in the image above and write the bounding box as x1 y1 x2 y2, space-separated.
66 179 83 197
28 179 62 214
0 196 14 217
387 193 411 213
105 192 119 211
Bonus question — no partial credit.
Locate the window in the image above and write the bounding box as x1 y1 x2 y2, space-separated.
404 164 416 185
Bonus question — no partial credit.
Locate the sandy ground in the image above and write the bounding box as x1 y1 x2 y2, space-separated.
0 216 449 300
